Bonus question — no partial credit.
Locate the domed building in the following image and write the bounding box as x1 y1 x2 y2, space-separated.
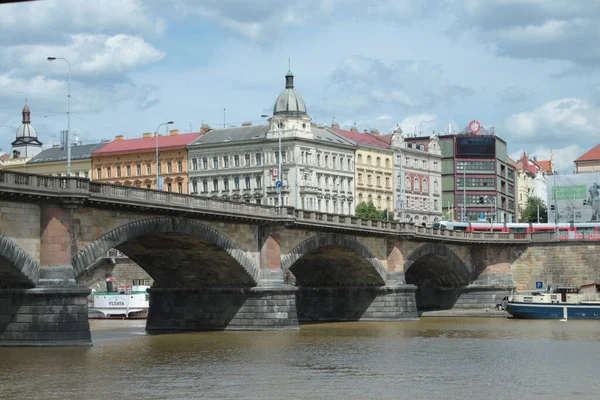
187 69 357 214
10 104 43 159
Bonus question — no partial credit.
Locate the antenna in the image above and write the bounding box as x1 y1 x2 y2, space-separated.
189 122 192 133
288 57 291 70
223 108 226 128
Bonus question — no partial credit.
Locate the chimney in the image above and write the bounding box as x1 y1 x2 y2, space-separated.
331 122 340 130
242 122 252 127
169 129 180 136
115 135 125 140
142 132 152 138
363 129 368 133
200 124 211 134
350 126 358 133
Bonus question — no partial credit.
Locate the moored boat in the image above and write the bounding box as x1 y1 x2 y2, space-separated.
502 284 600 320
88 284 150 319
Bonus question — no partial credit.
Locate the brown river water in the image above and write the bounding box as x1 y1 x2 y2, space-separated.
1 317 599 400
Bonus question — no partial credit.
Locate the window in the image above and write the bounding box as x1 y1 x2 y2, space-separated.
386 177 390 188
367 175 372 185
325 155 329 167
234 176 240 190
116 166 121 178
422 179 428 193
212 179 218 191
192 180 198 193
358 173 363 184
255 153 262 165
376 157 381 167
256 176 262 188
136 164 142 175
317 154 321 166
414 177 420 192
376 176 381 187
456 177 496 188
367 155 372 165
224 157 229 168
275 151 281 164
434 180 439 193
157 164 161 174
223 178 229 191
126 165 131 177
245 176 251 189
75 171 80 177
146 163 151 175
177 161 183 173
245 154 250 166
385 158 390 168
167 183 172 192
333 156 337 168
96 168 102 179
456 161 494 171
202 157 208 170
84 171 89 178
177 182 183 193
422 160 427 169
106 167 111 178
357 154 363 164
347 159 351 170
202 179 208 192
192 158 198 171
167 162 172 174
234 155 239 167
213 157 218 169
405 176 411 191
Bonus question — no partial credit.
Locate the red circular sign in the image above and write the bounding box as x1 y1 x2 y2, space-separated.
468 120 481 134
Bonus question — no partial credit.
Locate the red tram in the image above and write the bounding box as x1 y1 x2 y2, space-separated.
432 221 600 240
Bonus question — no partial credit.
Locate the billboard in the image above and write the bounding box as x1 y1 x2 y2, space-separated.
546 173 600 223
456 137 495 157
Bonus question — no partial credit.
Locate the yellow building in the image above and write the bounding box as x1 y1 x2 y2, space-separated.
91 130 201 193
334 126 394 212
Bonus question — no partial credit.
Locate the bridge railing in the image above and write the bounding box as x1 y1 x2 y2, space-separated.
0 170 89 193
88 181 282 217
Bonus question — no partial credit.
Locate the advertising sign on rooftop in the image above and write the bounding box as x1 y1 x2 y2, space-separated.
547 173 600 222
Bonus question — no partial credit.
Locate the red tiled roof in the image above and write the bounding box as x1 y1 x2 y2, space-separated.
535 159 553 174
92 132 202 155
333 128 390 149
575 143 600 163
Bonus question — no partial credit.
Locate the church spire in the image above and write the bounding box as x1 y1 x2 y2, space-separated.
22 104 31 125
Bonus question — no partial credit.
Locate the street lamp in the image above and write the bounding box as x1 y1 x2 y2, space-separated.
47 56 71 175
261 114 283 211
155 121 174 190
481 195 497 230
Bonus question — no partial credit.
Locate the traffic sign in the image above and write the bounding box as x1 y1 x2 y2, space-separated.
272 168 279 178
536 281 543 289
275 180 282 188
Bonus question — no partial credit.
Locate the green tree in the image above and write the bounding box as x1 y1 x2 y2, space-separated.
355 201 385 220
520 196 548 223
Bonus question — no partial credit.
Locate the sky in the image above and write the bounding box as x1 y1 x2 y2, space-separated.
1 0 600 174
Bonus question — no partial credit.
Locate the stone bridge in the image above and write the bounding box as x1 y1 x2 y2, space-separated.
1 171 599 346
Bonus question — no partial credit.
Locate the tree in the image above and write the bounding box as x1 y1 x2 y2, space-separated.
520 196 548 223
355 201 385 220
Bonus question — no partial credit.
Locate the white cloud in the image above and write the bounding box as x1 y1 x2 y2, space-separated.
456 0 600 67
317 56 473 116
0 0 164 45
376 115 392 120
498 85 532 103
397 114 438 136
173 0 439 41
505 97 600 143
511 144 584 174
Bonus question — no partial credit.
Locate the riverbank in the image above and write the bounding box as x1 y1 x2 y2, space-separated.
419 308 509 318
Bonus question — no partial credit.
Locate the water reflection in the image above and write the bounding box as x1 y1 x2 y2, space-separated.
1 318 600 400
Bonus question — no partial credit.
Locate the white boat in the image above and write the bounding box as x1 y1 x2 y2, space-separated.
499 284 600 320
89 284 150 319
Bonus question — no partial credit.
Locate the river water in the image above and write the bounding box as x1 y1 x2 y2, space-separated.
1 318 599 400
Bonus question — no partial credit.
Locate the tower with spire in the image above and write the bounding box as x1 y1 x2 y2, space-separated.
267 69 313 139
10 103 43 159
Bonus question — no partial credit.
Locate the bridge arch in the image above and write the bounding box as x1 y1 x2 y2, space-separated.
72 217 259 287
0 234 39 288
404 243 471 288
281 234 387 287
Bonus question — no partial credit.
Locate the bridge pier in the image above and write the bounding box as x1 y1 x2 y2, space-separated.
0 266 91 347
146 283 299 331
296 284 418 322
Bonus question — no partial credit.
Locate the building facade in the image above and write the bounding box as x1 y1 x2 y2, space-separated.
514 152 549 220
383 129 443 225
437 127 516 223
333 126 394 213
3 104 44 172
91 130 200 193
187 71 357 214
574 143 600 174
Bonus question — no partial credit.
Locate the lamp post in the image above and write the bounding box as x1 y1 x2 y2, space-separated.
261 115 283 212
155 121 174 190
484 195 497 230
47 57 71 175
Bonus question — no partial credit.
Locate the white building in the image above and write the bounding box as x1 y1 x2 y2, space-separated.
387 128 443 225
187 71 357 214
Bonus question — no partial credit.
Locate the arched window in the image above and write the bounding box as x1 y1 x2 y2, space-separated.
385 158 390 168
414 177 420 192
376 157 381 167
433 180 439 194
367 155 372 165
405 176 411 191
422 178 428 193
357 154 363 164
